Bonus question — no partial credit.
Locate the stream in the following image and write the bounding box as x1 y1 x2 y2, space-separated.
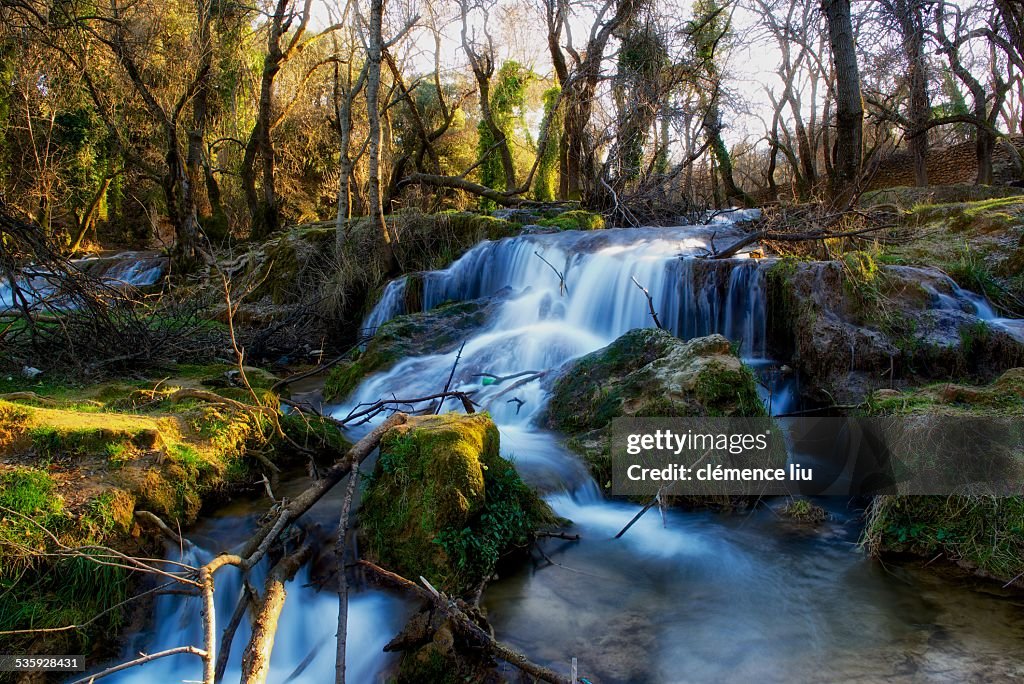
95 222 1024 683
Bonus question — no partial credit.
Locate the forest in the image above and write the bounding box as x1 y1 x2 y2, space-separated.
1 0 1024 682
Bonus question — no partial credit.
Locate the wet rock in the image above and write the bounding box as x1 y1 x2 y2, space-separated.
492 207 541 224
520 224 559 235
359 413 553 596
323 296 503 401
766 258 1024 404
545 329 765 487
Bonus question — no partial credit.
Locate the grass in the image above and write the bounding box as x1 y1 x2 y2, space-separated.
864 495 1024 584
0 365 350 657
861 369 1024 585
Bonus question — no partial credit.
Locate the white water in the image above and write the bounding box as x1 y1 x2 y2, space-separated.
95 510 410 684
0 252 166 311
354 225 772 432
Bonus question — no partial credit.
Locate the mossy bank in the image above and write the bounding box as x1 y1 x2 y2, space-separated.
0 365 347 661
861 369 1024 587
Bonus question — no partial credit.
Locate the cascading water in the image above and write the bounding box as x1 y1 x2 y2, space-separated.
93 488 412 684
99 222 1024 683
0 251 167 311
337 223 1024 682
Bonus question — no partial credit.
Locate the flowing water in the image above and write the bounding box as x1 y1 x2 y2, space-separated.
96 224 1024 683
0 251 166 311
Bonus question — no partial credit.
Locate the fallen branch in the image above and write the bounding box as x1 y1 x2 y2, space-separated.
534 251 568 296
614 493 661 539
335 462 361 684
342 391 476 424
241 540 316 684
630 276 663 329
471 370 542 383
435 342 466 415
709 224 894 259
358 561 571 684
215 581 257 682
134 510 188 548
69 646 208 684
223 413 408 570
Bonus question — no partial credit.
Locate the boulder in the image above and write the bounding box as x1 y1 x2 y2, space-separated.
545 329 765 488
359 413 553 596
324 296 502 401
767 257 1024 404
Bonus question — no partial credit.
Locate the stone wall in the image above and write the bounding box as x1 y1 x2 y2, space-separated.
866 137 1024 190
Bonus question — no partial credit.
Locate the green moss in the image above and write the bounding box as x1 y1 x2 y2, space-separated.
537 210 606 231
864 495 1024 584
360 413 552 595
324 299 496 401
693 362 765 417
0 370 345 658
548 329 764 434
865 368 1024 417
885 196 1024 316
780 497 827 523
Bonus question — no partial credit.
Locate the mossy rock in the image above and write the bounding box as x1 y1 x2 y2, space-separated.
861 370 1024 586
359 413 553 596
547 329 764 434
765 258 1024 404
546 329 765 487
537 210 606 231
324 298 499 402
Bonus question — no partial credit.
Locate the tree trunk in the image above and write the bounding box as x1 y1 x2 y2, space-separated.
821 0 863 202
365 0 393 252
704 101 752 206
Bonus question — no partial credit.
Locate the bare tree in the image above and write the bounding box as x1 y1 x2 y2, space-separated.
821 0 863 202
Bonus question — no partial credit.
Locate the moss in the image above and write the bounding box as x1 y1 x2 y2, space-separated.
547 329 766 491
780 498 827 523
548 329 765 434
865 368 1024 417
864 495 1024 585
249 210 519 312
537 210 606 231
324 299 497 401
0 368 349 658
360 413 552 595
885 196 1024 316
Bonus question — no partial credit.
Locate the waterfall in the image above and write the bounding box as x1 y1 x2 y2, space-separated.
360 225 772 361
362 276 407 337
341 224 784 488
0 252 167 311
97 530 409 683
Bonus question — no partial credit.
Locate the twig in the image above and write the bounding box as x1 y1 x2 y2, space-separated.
534 251 568 296
215 582 257 682
435 341 466 414
359 561 571 684
630 276 663 329
69 646 208 684
614 491 663 539
335 463 361 684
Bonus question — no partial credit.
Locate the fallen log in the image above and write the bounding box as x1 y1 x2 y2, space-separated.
240 540 316 684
